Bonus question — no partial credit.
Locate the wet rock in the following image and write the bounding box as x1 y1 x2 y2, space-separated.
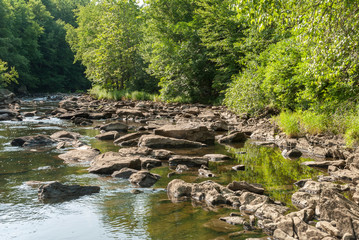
218 131 248 144
38 181 100 202
154 123 215 144
227 181 264 194
114 132 150 145
129 170 161 187
72 117 93 126
95 131 120 140
58 111 89 119
11 134 55 147
111 168 138 179
23 111 36 117
282 148 302 159
99 122 128 132
301 160 346 168
131 189 143 194
88 152 141 174
50 131 81 140
118 139 139 147
203 154 231 162
198 167 215 177
169 155 208 168
58 146 100 164
232 165 245 171
138 135 206 149
25 180 55 188
116 108 144 118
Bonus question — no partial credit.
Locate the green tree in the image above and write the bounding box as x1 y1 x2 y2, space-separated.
0 59 18 87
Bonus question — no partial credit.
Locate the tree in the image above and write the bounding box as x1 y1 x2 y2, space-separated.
0 59 18 88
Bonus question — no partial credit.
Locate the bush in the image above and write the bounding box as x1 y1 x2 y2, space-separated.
275 111 301 138
299 111 328 135
89 85 156 101
344 115 359 148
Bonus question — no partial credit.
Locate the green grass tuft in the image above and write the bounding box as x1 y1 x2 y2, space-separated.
275 111 301 138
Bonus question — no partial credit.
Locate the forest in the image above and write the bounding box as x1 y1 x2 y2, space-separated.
1 0 359 144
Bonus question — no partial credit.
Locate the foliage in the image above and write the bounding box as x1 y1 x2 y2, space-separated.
89 85 157 101
275 111 301 138
0 59 18 87
299 111 328 135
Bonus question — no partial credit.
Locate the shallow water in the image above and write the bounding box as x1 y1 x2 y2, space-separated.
0 99 323 240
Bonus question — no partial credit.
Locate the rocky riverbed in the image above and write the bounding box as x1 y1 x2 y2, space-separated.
1 91 359 240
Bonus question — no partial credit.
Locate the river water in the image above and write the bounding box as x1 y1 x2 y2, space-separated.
0 98 322 240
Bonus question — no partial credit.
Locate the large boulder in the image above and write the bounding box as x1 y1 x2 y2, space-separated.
88 152 141 174
154 123 215 144
112 168 138 179
38 181 100 203
58 146 100 164
138 135 206 149
129 170 161 187
11 134 55 147
218 131 248 144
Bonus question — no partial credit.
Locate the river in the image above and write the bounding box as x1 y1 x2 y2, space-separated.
0 97 322 240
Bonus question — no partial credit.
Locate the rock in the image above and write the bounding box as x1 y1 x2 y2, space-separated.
316 221 341 238
129 170 161 187
219 216 246 225
95 131 120 140
99 122 128 132
118 146 152 157
114 132 150 145
140 157 162 169
203 154 231 162
72 117 93 126
58 146 100 164
353 185 359 204
291 191 319 209
88 112 112 119
138 135 206 149
38 181 100 202
198 167 215 177
111 168 138 179
88 152 141 174
58 111 89 119
301 160 346 168
282 149 302 159
131 189 143 194
227 181 264 194
23 111 36 117
11 134 55 147
232 165 245 171
151 149 173 160
175 164 189 173
169 155 208 168
154 123 215 144
116 108 144 117
50 131 81 140
218 132 248 144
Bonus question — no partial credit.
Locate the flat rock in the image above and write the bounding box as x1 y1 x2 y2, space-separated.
111 168 138 179
138 135 206 149
88 112 112 119
227 181 264 194
301 160 346 168
58 146 100 164
129 170 161 187
204 154 231 162
140 157 162 169
114 132 150 145
116 108 144 117
154 123 215 144
169 155 208 168
38 181 100 203
99 122 128 132
95 131 120 140
218 132 247 144
88 152 141 174
50 131 81 140
219 216 246 225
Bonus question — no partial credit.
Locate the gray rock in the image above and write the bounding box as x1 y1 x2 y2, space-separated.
50 131 81 140
169 155 208 168
114 132 150 145
282 148 302 159
88 152 141 174
129 170 161 187
218 132 248 144
38 181 100 203
198 167 215 177
175 164 189 173
204 154 231 162
95 131 120 140
116 108 144 117
232 165 245 171
140 157 162 169
138 135 206 149
154 123 215 144
11 134 55 147
227 181 264 194
58 146 100 164
111 168 138 179
301 160 346 168
99 122 128 132
219 216 246 225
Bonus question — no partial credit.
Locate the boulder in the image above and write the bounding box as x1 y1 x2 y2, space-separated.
95 131 120 140
175 164 189 173
116 108 144 117
88 112 112 119
38 181 100 202
88 152 141 174
114 132 150 145
227 181 264 194
219 216 247 225
218 132 248 144
11 134 55 147
58 146 100 164
138 135 206 149
198 167 215 177
50 131 81 140
129 170 161 187
58 112 89 119
301 160 346 168
204 154 231 162
99 122 128 132
282 149 302 159
232 165 245 171
111 168 138 179
154 123 215 144
140 157 162 169
169 155 208 168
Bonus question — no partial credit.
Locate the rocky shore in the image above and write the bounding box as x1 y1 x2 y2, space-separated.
4 92 359 239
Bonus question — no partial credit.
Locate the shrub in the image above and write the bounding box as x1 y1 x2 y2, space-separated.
299 111 328 135
275 111 301 138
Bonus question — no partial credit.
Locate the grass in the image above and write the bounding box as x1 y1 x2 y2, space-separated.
88 85 158 101
275 111 301 138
